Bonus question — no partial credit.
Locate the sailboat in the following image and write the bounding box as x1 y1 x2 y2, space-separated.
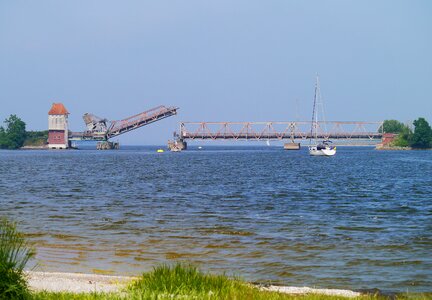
308 76 336 156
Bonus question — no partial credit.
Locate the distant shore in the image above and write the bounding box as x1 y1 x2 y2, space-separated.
20 145 49 150
376 145 432 150
375 145 412 150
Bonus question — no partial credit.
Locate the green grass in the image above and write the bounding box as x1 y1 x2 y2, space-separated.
31 292 360 300
0 218 35 300
128 263 244 298
31 290 432 300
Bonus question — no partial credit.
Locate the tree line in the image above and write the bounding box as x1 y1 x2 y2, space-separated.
0 115 48 149
0 115 27 149
381 118 432 148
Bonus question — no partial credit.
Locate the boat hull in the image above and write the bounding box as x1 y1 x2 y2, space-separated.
309 146 336 156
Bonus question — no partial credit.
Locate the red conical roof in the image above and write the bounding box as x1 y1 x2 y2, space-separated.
48 103 69 115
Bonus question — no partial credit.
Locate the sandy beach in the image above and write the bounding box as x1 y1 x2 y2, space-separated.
27 271 361 298
27 271 135 293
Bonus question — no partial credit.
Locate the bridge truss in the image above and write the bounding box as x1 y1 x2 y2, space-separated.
178 121 384 145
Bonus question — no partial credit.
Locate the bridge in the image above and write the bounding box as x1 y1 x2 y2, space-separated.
66 103 384 149
70 105 178 141
176 121 384 145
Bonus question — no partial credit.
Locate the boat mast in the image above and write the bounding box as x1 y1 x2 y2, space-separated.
309 75 319 143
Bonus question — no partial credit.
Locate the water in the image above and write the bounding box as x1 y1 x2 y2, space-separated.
0 146 431 292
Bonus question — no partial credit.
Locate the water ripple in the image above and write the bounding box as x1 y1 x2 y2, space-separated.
0 146 431 292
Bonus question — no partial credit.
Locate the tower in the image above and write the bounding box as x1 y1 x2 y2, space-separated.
48 103 69 149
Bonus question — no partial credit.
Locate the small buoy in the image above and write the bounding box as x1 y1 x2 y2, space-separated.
157 149 164 153
198 146 203 149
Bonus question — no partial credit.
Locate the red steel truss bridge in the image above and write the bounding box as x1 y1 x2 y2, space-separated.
70 105 178 141
177 121 384 145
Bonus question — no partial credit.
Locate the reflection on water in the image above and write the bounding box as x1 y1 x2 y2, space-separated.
0 146 431 292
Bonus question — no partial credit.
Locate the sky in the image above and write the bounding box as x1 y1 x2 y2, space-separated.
1 0 431 145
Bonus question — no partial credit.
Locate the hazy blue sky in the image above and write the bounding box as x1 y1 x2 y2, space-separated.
1 1 431 144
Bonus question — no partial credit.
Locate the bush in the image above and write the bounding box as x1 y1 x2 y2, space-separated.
129 263 244 298
23 131 48 147
392 125 412 147
0 218 35 299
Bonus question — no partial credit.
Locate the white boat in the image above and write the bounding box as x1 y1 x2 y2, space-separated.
308 76 336 156
309 141 336 156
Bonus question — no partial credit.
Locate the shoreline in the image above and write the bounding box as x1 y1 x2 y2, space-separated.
20 145 49 150
375 145 432 150
27 271 361 298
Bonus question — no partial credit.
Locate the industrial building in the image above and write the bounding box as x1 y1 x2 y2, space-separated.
48 103 70 149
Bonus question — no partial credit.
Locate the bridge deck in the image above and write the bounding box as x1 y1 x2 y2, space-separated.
70 106 178 141
107 106 178 139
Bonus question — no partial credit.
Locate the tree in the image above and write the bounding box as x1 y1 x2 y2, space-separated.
410 117 432 149
0 115 27 149
380 119 406 133
0 127 6 149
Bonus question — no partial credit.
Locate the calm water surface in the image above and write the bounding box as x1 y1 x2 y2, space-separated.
0 146 431 292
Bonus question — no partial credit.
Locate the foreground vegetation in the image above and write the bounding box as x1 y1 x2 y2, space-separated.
0 218 35 299
33 290 432 300
381 118 432 148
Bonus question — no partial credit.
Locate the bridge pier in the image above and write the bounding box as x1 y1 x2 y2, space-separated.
96 141 119 150
283 143 301 150
168 139 187 151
